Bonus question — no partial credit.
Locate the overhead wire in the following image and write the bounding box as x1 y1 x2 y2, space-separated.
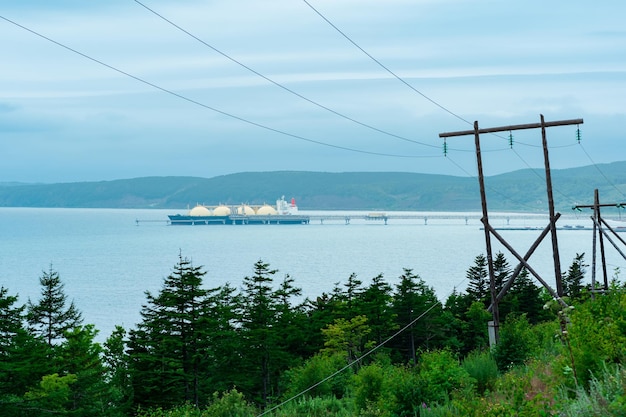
301 0 472 128
0 14 441 160
301 0 620 203
133 0 446 151
5 6 619 205
577 142 626 200
300 0 603 208
255 266 475 417
445 155 550 212
509 146 580 208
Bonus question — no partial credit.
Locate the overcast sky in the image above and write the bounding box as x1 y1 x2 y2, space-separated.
1 0 625 183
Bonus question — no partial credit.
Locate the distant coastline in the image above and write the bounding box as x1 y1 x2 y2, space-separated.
0 162 625 212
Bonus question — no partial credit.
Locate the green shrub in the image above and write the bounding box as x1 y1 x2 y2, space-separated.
203 389 257 417
351 362 387 412
267 396 352 417
462 350 499 394
559 363 626 417
418 349 475 404
281 353 351 400
136 403 203 417
493 314 537 371
564 288 626 388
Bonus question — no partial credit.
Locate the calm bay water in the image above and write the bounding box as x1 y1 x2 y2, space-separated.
0 207 622 341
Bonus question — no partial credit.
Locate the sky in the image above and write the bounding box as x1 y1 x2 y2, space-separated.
1 0 625 183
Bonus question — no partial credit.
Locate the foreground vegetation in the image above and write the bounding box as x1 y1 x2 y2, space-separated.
1 251 625 416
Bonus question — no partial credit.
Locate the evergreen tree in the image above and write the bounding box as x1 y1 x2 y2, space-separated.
202 282 244 394
27 266 83 347
102 326 132 416
493 252 511 296
563 253 587 301
238 259 282 407
359 273 395 346
442 289 472 353
274 274 311 360
0 286 24 350
237 260 307 408
320 273 366 324
0 288 53 414
443 291 490 356
505 268 547 324
128 255 211 409
466 254 489 304
0 287 30 410
0 287 26 376
391 269 445 364
58 325 107 416
303 293 338 355
0 329 52 415
463 301 492 354
321 315 373 366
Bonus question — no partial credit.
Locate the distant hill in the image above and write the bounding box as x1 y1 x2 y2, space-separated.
1 162 625 212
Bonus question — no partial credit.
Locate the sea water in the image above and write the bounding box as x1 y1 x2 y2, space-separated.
0 207 622 341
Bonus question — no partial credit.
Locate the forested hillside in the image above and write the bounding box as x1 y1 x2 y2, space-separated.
2 252 626 416
1 161 625 211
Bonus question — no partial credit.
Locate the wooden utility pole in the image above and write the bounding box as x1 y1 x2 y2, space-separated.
439 115 582 344
473 120 500 343
573 190 626 292
540 115 564 296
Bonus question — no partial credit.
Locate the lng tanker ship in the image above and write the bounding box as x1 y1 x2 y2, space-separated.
168 196 310 225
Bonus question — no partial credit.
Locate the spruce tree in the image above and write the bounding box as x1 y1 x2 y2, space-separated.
391 269 445 363
58 325 107 415
27 266 83 347
359 273 395 346
563 253 587 301
493 252 511 296
238 259 281 407
0 287 56 413
507 268 546 324
343 272 363 315
466 254 489 304
128 255 211 408
273 274 310 360
201 282 243 394
0 287 27 405
0 286 24 354
102 326 132 416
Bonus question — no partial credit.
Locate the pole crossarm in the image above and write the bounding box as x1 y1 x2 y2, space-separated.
574 202 626 210
439 118 584 138
437 114 580 344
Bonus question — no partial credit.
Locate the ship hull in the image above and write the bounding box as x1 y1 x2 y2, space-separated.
168 214 310 225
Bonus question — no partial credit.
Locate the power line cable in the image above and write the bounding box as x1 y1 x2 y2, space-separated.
0 14 441 160
509 147 579 207
133 0 447 151
256 270 474 416
302 0 472 127
445 155 555 212
577 142 626 200
256 296 443 417
302 0 591 156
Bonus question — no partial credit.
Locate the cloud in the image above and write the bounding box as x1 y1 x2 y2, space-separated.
0 0 625 183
